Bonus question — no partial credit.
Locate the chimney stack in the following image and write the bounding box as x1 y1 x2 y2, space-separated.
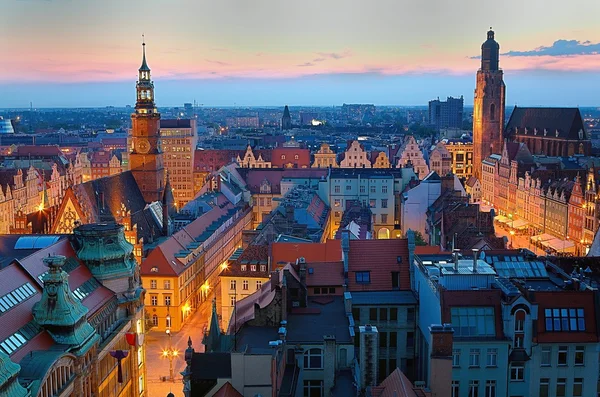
472 248 479 273
428 324 454 397
453 249 460 272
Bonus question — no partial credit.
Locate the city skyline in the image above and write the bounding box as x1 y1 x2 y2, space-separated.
2 0 600 107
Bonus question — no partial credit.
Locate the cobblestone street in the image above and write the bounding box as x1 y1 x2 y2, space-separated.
145 287 221 397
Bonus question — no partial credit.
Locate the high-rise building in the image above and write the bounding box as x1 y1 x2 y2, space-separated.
473 28 506 180
160 119 197 207
281 105 292 130
129 40 165 203
428 96 464 131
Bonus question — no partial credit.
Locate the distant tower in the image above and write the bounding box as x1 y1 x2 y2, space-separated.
473 28 506 180
281 105 292 130
129 37 165 203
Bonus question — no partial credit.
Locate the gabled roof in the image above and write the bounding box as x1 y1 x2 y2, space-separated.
213 382 243 397
347 239 410 291
71 171 162 243
305 261 344 287
371 368 428 397
507 107 587 140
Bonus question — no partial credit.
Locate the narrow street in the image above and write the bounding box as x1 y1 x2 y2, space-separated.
145 286 221 397
495 226 544 254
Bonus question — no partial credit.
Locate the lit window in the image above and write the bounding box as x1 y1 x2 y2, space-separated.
150 280 157 289
152 314 158 326
241 265 247 271
303 348 323 369
164 280 171 290
251 265 256 272
164 295 171 306
151 295 157 306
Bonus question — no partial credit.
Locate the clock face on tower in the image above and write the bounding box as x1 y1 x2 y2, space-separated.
137 139 150 154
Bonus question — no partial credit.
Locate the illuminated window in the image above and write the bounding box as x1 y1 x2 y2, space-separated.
151 295 157 306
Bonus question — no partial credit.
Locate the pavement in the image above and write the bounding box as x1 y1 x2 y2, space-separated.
145 287 220 397
495 226 543 254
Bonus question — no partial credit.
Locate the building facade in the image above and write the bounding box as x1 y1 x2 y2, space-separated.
428 96 464 131
340 141 372 168
160 119 198 207
472 29 506 180
395 136 429 179
312 143 339 168
0 223 147 397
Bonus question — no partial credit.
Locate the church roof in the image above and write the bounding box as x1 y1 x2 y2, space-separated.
507 107 587 141
72 171 162 243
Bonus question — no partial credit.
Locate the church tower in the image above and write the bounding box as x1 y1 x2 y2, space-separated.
129 39 165 203
473 28 506 180
281 105 292 130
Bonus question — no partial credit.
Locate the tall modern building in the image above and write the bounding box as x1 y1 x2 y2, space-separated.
129 40 166 203
159 119 198 207
428 96 464 131
472 28 506 180
281 105 292 130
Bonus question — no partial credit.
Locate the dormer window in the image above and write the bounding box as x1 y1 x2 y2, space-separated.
251 265 256 272
281 155 286 160
241 264 247 271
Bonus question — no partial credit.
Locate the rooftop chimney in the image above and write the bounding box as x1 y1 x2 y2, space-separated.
428 324 454 397
453 249 460 272
472 248 479 273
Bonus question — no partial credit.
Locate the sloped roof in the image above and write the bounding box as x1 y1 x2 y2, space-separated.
213 382 243 397
305 261 344 287
371 368 427 397
507 107 587 140
271 239 342 266
347 239 410 291
72 171 162 243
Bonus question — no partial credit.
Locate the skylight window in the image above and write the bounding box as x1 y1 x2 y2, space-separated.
0 283 36 313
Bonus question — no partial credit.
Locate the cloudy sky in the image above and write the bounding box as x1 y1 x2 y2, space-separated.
1 0 600 108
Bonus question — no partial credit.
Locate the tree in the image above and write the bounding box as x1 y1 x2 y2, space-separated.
414 231 427 246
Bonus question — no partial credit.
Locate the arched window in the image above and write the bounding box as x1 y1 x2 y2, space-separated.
303 348 323 369
152 314 158 326
281 155 286 160
514 309 526 348
39 356 75 397
490 103 496 121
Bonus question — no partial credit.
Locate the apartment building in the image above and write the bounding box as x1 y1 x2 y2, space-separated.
160 119 198 207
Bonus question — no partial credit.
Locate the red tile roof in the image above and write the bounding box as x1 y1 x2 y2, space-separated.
271 239 342 267
212 382 243 397
371 368 429 397
347 239 410 291
414 246 443 255
194 149 239 171
15 145 63 157
141 203 235 276
271 148 311 168
305 261 344 287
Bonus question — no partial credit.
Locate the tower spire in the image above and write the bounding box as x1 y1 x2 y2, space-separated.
140 34 150 72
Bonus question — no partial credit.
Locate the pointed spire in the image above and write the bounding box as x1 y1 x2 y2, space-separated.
203 298 225 352
139 34 150 72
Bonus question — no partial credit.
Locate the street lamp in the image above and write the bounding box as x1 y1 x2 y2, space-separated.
509 230 515 248
162 328 179 382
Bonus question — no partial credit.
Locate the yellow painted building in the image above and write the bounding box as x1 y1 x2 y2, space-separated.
441 139 474 178
312 143 339 168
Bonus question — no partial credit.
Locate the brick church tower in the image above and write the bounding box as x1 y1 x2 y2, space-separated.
129 39 165 203
473 28 506 179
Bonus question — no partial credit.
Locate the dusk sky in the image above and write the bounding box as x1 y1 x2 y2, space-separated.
2 0 600 108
